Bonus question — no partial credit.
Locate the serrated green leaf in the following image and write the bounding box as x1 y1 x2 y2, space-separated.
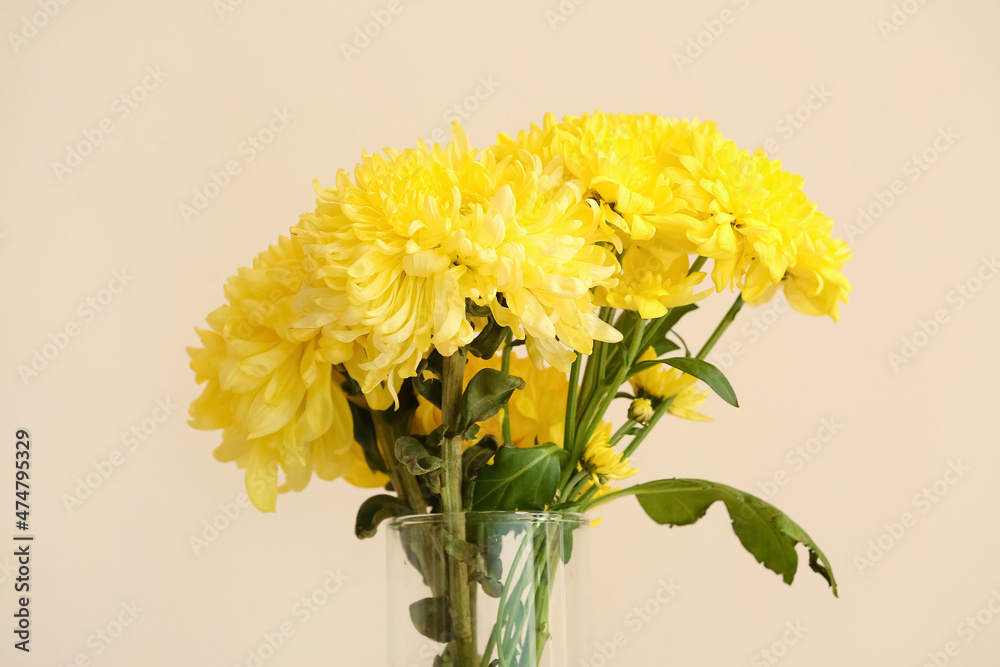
354 494 410 539
395 436 443 475
471 444 566 511
459 369 525 434
662 357 739 407
625 479 837 595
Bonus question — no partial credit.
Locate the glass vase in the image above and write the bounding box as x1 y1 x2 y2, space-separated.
386 512 590 667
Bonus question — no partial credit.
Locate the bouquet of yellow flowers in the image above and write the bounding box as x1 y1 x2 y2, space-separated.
188 112 849 666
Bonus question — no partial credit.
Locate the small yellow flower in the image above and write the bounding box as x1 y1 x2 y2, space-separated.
596 243 709 319
582 421 638 487
629 349 712 422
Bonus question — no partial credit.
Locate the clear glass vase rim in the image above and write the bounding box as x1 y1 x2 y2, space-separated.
386 510 588 529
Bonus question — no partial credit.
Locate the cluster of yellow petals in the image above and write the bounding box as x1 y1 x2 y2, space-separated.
292 125 622 408
187 236 384 512
582 421 638 488
494 112 851 320
629 349 713 422
596 245 708 320
413 353 568 449
189 112 852 511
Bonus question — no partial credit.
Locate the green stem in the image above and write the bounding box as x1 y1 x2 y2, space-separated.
371 412 425 515
557 356 583 491
608 419 637 448
575 483 600 508
564 355 581 452
621 395 675 459
440 351 475 664
696 294 744 360
689 255 708 274
501 336 513 446
580 319 646 445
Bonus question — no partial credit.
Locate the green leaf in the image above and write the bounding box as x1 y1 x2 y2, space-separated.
631 302 698 358
354 494 410 539
410 597 452 643
662 357 739 407
625 479 837 595
462 436 499 480
349 403 387 474
471 444 566 512
462 436 499 508
412 370 442 408
652 338 680 356
465 299 492 318
395 436 443 476
626 358 675 380
468 318 510 359
459 369 525 434
654 303 698 336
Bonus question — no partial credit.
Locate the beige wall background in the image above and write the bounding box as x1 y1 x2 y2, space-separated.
2 0 998 665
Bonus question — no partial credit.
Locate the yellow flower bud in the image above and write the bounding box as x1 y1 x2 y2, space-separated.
628 398 655 424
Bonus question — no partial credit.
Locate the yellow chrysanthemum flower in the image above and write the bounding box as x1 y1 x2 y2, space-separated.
657 123 814 294
582 421 638 487
413 353 568 448
497 112 697 244
188 236 383 512
629 349 712 422
292 124 622 407
744 212 852 321
596 243 709 319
